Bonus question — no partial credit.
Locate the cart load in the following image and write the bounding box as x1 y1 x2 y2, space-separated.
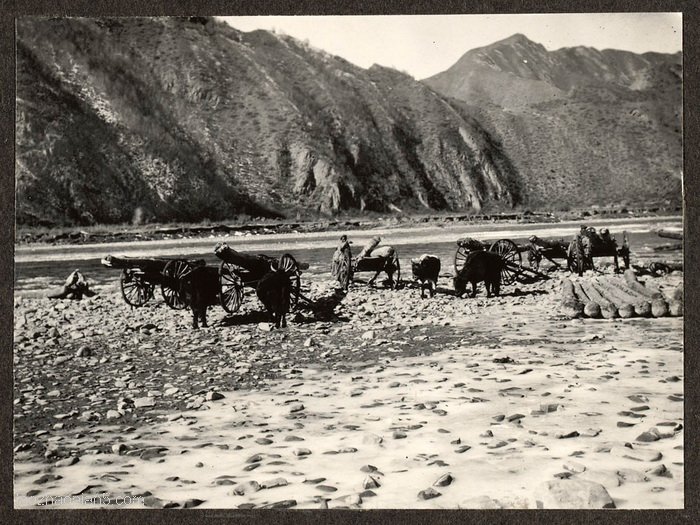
454 237 544 285
331 235 400 289
568 226 630 276
353 236 400 288
214 242 307 313
101 255 205 309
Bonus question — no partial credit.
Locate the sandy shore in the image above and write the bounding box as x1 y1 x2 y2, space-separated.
13 269 683 509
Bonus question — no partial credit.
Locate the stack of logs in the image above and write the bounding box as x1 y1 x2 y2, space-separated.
562 269 682 319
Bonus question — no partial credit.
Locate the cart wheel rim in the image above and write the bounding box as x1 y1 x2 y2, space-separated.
161 259 192 310
501 265 517 285
454 245 469 273
290 273 301 310
120 270 152 307
219 261 243 313
489 239 521 285
489 239 521 264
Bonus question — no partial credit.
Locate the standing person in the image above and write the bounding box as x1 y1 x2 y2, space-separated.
331 235 353 290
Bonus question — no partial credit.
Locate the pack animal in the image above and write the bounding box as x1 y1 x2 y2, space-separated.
411 254 441 299
256 254 296 328
453 250 505 298
178 266 220 329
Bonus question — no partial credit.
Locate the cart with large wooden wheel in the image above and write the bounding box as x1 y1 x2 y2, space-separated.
454 237 547 285
567 229 630 276
214 242 307 313
101 255 205 309
333 236 400 289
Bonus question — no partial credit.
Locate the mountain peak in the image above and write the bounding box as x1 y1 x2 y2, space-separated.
496 33 534 46
459 33 547 64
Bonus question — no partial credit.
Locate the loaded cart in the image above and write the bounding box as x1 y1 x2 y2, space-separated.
454 237 548 285
527 228 630 276
214 242 308 313
101 255 205 309
568 227 630 276
331 236 400 289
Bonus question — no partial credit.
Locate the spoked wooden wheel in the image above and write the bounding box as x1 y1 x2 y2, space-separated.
454 245 469 273
527 248 541 271
161 259 192 310
279 254 302 310
289 272 302 310
219 261 244 313
120 269 153 307
489 239 521 286
391 257 401 288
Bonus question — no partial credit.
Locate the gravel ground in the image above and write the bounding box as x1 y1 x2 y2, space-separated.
13 270 683 509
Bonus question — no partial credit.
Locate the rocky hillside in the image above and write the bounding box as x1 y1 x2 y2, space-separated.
425 34 682 210
16 20 681 227
16 17 520 227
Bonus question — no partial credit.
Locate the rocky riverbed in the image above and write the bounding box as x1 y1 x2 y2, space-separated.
13 271 683 509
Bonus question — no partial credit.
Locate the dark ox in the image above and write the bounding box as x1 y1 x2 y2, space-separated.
453 250 504 298
411 254 441 299
178 266 220 329
256 254 296 329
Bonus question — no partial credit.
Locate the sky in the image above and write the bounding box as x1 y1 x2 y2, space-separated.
220 13 682 79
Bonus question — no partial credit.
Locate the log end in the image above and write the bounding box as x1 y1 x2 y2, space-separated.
668 300 683 317
562 299 585 318
651 299 670 318
601 305 619 319
672 286 683 302
633 302 652 317
618 304 635 318
584 302 602 318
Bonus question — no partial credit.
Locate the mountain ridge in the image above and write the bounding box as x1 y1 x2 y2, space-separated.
423 33 681 210
15 19 681 226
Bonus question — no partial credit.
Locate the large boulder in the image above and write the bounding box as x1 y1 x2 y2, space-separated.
534 479 615 509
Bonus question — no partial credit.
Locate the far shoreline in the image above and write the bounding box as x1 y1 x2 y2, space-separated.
14 214 682 265
15 207 682 248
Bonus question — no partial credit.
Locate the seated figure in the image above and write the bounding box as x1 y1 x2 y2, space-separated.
47 269 96 300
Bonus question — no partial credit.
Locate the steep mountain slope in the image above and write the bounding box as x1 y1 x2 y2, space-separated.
16 17 519 226
424 34 682 210
16 21 681 227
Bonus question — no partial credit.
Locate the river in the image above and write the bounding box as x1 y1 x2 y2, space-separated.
14 216 682 292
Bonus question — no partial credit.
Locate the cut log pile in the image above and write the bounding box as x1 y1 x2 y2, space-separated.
561 270 682 319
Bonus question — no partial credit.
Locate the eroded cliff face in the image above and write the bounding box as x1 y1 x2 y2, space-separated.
289 144 360 214
16 17 521 226
16 19 679 227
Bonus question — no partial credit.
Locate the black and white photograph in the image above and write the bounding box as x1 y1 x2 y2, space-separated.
12 12 684 510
